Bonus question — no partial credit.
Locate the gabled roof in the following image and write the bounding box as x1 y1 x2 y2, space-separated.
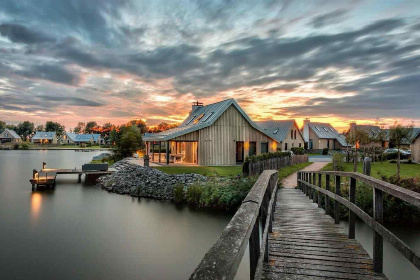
410 128 420 143
65 132 100 142
309 123 350 147
143 99 273 141
0 129 21 139
352 124 383 138
255 120 303 143
32 131 56 140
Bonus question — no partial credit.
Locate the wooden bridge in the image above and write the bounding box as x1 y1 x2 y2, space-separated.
190 170 420 280
30 162 113 189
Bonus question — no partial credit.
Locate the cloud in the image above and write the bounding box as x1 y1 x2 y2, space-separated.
309 9 349 28
0 23 55 44
15 63 80 85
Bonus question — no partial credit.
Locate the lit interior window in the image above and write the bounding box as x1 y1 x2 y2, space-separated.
194 114 205 124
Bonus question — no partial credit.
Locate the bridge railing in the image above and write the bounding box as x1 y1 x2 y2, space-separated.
189 170 279 280
297 171 420 273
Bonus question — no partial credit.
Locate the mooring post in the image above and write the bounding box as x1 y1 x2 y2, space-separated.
349 177 356 239
78 174 82 183
325 174 330 215
334 175 341 224
373 187 383 273
42 162 46 169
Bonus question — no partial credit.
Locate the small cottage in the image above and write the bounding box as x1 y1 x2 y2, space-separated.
61 133 102 145
31 132 58 144
302 119 349 150
410 128 420 163
256 120 304 151
0 129 22 143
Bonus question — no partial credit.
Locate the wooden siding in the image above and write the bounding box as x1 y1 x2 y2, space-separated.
411 136 420 163
281 122 305 150
197 105 275 165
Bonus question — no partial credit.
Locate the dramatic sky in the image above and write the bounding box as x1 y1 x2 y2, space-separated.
0 0 419 131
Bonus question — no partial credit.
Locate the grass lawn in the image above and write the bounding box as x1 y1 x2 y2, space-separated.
91 159 115 165
321 162 420 179
153 165 243 177
154 162 313 179
306 153 322 156
278 162 312 181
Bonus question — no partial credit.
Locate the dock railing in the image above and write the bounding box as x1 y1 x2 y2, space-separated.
297 171 420 273
189 170 279 280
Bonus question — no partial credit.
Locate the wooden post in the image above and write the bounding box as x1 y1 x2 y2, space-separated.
143 154 150 167
363 157 371 176
32 169 37 190
43 162 46 169
308 172 312 199
297 172 301 190
166 141 170 165
373 188 383 273
334 175 341 224
305 173 309 196
158 141 162 163
78 174 82 183
349 177 356 239
152 143 155 162
312 173 316 203
325 174 330 215
249 216 260 279
317 173 322 208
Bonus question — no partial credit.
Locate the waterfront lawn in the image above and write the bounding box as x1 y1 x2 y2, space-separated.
154 166 243 177
91 159 115 166
278 162 312 182
321 162 420 179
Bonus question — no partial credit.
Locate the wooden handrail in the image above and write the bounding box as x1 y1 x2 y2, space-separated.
189 170 279 280
297 171 420 273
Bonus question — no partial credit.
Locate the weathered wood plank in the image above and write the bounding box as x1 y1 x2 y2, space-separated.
263 188 388 280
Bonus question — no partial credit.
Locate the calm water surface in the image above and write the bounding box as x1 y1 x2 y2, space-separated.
1 150 418 280
0 150 249 280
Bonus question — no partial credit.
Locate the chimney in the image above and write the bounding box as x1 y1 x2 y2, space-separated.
303 118 310 143
350 122 356 132
191 101 204 113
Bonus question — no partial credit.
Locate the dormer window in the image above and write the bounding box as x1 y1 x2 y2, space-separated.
202 112 214 122
194 113 205 124
186 116 196 125
273 129 278 134
323 127 328 132
315 127 321 131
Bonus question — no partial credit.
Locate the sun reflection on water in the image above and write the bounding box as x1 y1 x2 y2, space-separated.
31 193 42 221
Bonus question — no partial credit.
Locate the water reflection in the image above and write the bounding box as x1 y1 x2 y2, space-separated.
30 192 42 221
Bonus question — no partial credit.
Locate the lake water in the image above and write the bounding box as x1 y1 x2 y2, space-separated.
0 150 418 280
0 150 249 280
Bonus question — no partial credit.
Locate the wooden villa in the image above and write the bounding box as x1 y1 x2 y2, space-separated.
0 129 22 143
143 99 278 165
302 119 350 150
255 120 304 151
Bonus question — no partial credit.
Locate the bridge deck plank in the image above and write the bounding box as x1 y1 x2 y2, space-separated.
262 189 388 280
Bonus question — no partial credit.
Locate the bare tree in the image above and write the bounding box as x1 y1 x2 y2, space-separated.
346 129 369 172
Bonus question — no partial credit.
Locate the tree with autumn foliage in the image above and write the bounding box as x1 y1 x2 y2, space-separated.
148 122 179 133
345 128 369 172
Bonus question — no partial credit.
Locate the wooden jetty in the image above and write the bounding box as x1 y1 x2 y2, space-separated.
30 162 113 189
190 170 420 280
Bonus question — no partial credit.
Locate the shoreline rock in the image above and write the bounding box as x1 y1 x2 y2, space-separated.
96 158 207 200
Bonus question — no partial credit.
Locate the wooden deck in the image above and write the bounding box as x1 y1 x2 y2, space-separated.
263 188 388 280
30 168 113 187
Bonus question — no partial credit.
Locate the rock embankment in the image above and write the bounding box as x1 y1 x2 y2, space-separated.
96 158 207 200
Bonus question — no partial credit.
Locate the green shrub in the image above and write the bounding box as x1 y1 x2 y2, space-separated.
291 147 305 155
13 143 19 150
242 151 291 175
173 184 185 204
186 185 203 205
19 143 29 150
332 153 345 171
322 148 329 155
